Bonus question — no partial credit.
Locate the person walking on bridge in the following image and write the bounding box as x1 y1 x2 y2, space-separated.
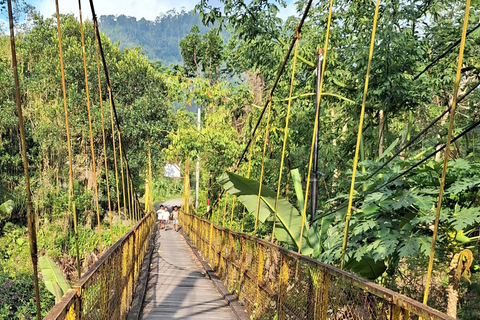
172 206 179 232
161 207 170 231
157 205 166 229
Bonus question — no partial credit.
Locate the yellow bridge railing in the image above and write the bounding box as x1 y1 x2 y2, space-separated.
181 211 454 320
44 212 155 320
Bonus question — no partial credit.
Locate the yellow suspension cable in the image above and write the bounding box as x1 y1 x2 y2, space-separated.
215 195 221 225
241 132 255 233
78 0 102 252
254 101 272 236
423 0 471 306
8 1 41 317
131 178 137 221
299 0 335 254
340 0 381 268
229 196 236 230
272 36 299 243
130 178 136 221
94 22 113 242
145 141 153 212
55 0 81 279
107 86 122 232
118 131 129 227
125 164 133 223
222 193 229 227
92 15 140 230
183 161 190 215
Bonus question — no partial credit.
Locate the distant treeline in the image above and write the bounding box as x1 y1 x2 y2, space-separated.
98 9 214 65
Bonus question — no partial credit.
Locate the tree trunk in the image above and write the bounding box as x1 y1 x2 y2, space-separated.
446 252 460 318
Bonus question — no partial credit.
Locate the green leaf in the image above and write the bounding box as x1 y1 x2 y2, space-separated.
364 192 385 205
344 256 386 280
0 199 14 219
39 256 71 303
450 207 480 231
218 171 310 254
410 191 435 212
291 168 304 214
398 236 431 258
361 204 379 215
378 138 399 161
318 212 334 245
391 190 415 210
273 225 295 247
352 220 377 236
449 158 471 171
446 177 480 194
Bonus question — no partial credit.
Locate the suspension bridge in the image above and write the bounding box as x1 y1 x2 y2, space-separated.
4 0 477 318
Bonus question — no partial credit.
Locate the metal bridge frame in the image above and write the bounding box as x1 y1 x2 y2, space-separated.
44 212 155 320
181 211 454 320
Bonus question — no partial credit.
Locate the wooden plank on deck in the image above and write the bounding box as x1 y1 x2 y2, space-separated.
140 223 238 320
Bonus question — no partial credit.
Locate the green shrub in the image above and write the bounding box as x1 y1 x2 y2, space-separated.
0 272 55 320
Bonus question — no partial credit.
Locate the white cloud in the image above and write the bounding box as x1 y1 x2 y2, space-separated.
30 0 298 22
31 0 198 21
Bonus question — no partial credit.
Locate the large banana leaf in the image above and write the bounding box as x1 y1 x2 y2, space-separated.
291 169 304 214
39 256 70 302
218 172 312 254
0 200 14 220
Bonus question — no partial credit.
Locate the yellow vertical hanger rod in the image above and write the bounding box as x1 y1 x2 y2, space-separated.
254 101 272 235
340 0 381 269
78 0 103 251
423 0 471 306
55 0 81 279
298 0 335 254
272 37 299 243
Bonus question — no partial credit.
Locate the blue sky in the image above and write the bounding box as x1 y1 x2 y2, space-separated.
24 0 298 21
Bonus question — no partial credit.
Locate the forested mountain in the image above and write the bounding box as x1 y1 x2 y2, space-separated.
98 9 212 65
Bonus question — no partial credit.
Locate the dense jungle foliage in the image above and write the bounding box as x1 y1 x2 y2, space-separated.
1 0 480 319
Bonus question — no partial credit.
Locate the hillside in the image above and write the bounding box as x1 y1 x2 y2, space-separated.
98 9 211 65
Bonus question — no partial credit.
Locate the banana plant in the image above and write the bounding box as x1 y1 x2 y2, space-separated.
0 199 14 222
217 171 319 255
39 256 71 303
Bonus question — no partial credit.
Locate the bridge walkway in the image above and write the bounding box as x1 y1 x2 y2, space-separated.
140 224 238 320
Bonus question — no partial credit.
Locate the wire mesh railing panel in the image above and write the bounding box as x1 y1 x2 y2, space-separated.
326 276 389 319
180 212 454 320
226 235 242 295
44 212 155 320
242 235 258 314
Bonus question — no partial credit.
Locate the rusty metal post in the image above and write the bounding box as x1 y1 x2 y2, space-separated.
128 234 134 311
312 269 330 320
307 272 316 319
99 266 108 319
255 243 265 316
208 220 214 263
133 228 138 290
121 240 128 318
277 254 289 319
238 237 247 305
